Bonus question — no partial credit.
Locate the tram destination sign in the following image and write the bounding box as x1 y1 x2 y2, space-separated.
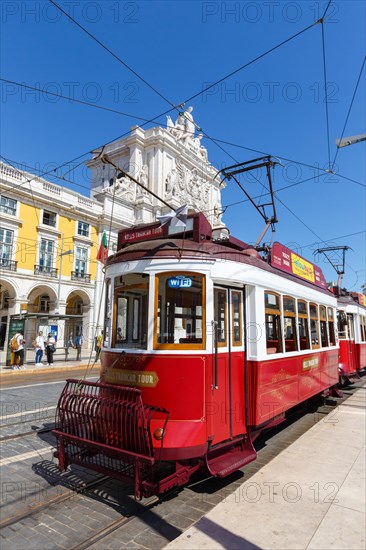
119 224 164 246
271 242 327 289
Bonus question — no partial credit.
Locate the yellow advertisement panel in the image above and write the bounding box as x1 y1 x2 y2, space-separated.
291 253 315 283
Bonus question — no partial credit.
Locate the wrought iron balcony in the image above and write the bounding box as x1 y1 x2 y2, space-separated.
1 259 17 271
34 265 58 277
71 271 91 283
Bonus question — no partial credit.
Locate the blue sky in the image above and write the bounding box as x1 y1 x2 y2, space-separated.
1 0 365 291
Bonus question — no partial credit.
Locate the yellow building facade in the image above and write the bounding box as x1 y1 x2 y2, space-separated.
0 162 105 362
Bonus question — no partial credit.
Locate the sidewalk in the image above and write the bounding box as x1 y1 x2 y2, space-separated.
165 388 366 550
0 354 99 376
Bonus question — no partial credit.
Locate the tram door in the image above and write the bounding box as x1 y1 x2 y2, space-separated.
209 287 246 445
345 314 357 372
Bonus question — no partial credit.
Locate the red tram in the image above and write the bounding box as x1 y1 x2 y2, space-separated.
337 292 366 383
55 213 347 498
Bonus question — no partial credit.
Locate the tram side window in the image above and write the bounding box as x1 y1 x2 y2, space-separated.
319 306 329 347
155 273 204 348
347 314 355 340
328 308 336 346
283 296 298 352
310 303 320 349
265 292 283 354
231 291 243 346
103 278 111 347
113 274 148 349
214 288 227 346
298 300 310 350
361 316 366 342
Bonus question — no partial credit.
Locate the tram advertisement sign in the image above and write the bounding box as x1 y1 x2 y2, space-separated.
271 242 327 289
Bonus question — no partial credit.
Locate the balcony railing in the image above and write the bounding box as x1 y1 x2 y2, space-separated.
71 271 91 283
34 265 58 277
1 259 17 271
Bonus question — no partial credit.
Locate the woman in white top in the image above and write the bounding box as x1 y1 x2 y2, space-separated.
35 331 45 366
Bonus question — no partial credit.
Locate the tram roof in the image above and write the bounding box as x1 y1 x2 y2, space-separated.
107 237 334 298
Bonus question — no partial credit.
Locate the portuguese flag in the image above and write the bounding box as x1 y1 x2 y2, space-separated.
96 231 108 264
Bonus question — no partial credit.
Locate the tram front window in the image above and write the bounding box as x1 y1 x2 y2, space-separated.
113 274 148 349
156 273 205 348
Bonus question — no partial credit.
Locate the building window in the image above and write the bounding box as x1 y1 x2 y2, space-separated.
0 196 17 216
39 239 54 272
42 210 57 227
1 289 10 309
265 291 283 354
75 247 88 275
77 221 89 237
39 295 50 313
0 228 14 267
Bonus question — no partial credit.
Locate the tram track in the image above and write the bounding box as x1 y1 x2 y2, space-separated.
69 494 161 550
0 412 55 430
0 425 54 441
0 474 111 529
0 381 364 550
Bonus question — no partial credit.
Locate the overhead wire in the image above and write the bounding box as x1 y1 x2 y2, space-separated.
0 78 151 123
4 1 335 196
48 0 177 111
3 0 362 285
320 18 332 168
46 0 326 178
1 155 95 194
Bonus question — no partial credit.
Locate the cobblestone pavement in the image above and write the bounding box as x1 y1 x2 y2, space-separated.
0 373 363 549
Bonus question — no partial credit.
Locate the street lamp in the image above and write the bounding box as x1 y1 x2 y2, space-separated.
336 134 366 148
56 248 73 314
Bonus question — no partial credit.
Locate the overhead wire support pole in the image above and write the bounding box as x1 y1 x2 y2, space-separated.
216 156 279 248
315 245 351 288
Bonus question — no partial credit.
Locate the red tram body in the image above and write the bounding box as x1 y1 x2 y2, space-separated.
54 213 362 498
337 292 366 382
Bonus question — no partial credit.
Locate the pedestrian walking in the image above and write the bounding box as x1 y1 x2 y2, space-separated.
46 333 56 366
67 332 74 349
34 331 45 366
75 334 82 361
11 332 25 370
95 330 103 361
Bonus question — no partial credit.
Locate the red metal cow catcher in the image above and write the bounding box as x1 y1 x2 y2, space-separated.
54 212 366 499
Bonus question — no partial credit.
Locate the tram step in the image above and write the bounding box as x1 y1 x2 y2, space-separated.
206 437 257 477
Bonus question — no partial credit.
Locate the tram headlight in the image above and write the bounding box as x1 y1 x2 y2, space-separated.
153 427 165 440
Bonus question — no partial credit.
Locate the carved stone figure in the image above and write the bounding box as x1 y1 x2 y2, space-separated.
167 114 185 141
182 106 195 145
140 164 148 185
165 169 176 195
167 106 196 146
